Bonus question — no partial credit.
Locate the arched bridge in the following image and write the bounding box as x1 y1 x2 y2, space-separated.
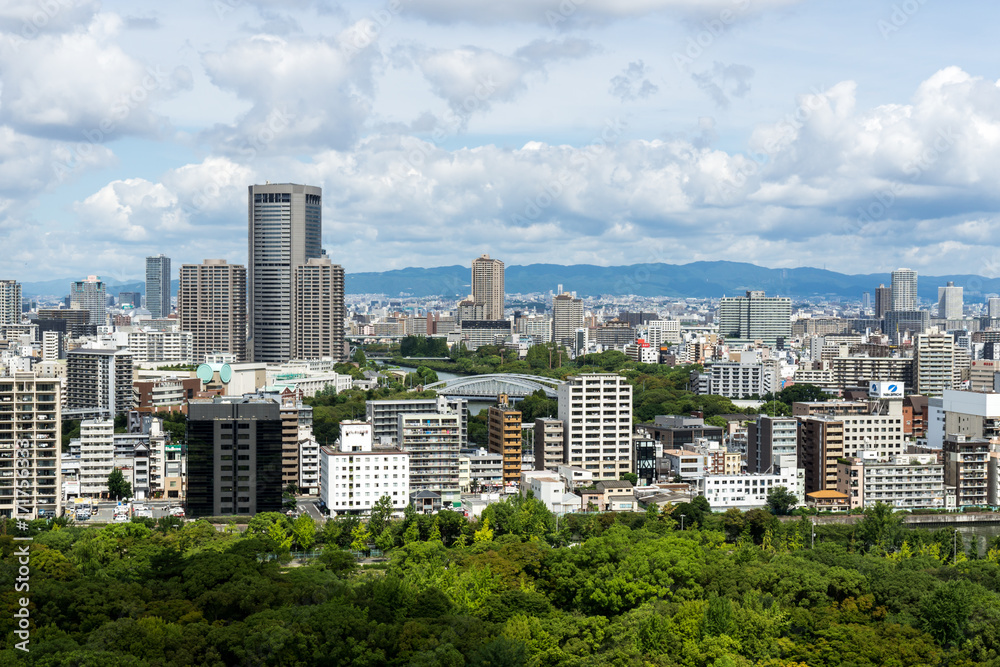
424 374 560 399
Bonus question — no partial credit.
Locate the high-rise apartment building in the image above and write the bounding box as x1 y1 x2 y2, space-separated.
177 260 247 363
875 284 892 319
66 349 134 416
557 373 633 481
471 254 504 320
990 297 1000 319
891 268 918 311
717 290 792 345
915 332 963 395
938 281 963 320
186 397 283 517
488 396 522 486
399 411 462 506
78 419 114 498
0 280 21 326
248 183 323 363
145 254 171 319
533 418 565 470
70 276 106 327
747 415 798 474
0 373 61 519
552 292 584 346
292 256 346 361
366 397 468 447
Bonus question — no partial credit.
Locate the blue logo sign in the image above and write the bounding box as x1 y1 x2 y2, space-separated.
888 384 898 393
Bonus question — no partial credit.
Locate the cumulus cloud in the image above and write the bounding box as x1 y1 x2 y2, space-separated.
0 13 191 141
400 0 802 27
609 61 659 102
200 28 382 154
404 38 596 128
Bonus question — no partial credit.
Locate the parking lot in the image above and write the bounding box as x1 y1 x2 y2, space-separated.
71 500 185 523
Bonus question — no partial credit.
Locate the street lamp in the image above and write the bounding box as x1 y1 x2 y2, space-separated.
954 528 959 563
679 513 686 531
811 518 816 549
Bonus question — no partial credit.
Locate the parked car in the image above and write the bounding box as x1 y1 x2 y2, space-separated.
169 507 185 517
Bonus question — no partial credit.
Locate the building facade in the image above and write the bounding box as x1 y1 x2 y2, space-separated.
552 293 584 346
891 268 918 311
292 256 346 361
488 397 522 486
717 291 791 345
248 183 323 363
66 349 134 416
0 280 21 326
557 373 633 481
145 254 171 319
186 397 283 517
70 276 106 327
398 412 462 506
177 259 248 363
0 373 61 518
319 421 410 514
471 254 504 320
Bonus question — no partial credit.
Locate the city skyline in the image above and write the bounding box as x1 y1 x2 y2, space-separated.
1 2 999 281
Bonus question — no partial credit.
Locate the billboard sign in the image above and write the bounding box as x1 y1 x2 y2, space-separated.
869 381 904 398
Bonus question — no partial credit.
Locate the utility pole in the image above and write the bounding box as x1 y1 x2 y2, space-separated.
811 518 815 549
680 513 686 531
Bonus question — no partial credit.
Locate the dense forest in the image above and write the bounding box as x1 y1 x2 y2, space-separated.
4 498 1000 666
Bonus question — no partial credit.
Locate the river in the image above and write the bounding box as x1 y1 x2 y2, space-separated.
374 362 493 416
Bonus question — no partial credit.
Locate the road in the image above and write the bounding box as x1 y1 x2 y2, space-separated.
71 499 184 524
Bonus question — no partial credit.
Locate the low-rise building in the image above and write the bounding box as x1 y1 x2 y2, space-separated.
837 453 945 510
699 470 798 511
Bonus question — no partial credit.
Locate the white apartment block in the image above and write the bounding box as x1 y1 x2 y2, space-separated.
0 373 61 519
915 332 964 396
299 427 321 494
78 419 114 498
643 320 682 346
702 357 779 399
699 470 798 511
838 453 944 510
557 373 633 481
319 421 410 514
519 315 553 344
127 330 194 365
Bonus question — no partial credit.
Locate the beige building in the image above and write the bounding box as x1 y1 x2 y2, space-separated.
552 292 584 346
0 373 61 519
471 254 504 320
915 332 965 396
534 418 565 471
177 259 247 363
292 256 346 361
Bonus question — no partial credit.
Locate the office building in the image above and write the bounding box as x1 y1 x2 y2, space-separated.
118 291 142 309
66 349 134 416
0 373 61 519
292 255 346 361
36 308 93 338
938 281 963 320
875 284 892 319
717 291 791 345
891 268 918 311
366 396 468 447
399 411 462 506
0 280 21 326
319 421 409 514
557 373 633 481
177 260 248 363
883 310 930 341
487 396 522 486
248 183 323 363
471 254 504 320
145 254 171 319
186 397 283 517
534 418 565 471
70 276 106 327
552 292 584 346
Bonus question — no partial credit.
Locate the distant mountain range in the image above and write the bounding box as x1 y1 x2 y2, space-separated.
19 261 999 302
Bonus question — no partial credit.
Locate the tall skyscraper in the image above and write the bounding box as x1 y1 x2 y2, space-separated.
0 280 21 325
70 276 106 327
717 291 792 346
552 292 584 346
248 183 323 363
177 260 247 363
891 268 918 311
145 254 171 318
938 281 963 320
292 255 346 361
875 284 892 319
471 254 504 320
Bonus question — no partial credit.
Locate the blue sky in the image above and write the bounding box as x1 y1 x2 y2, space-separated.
2 0 1000 283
